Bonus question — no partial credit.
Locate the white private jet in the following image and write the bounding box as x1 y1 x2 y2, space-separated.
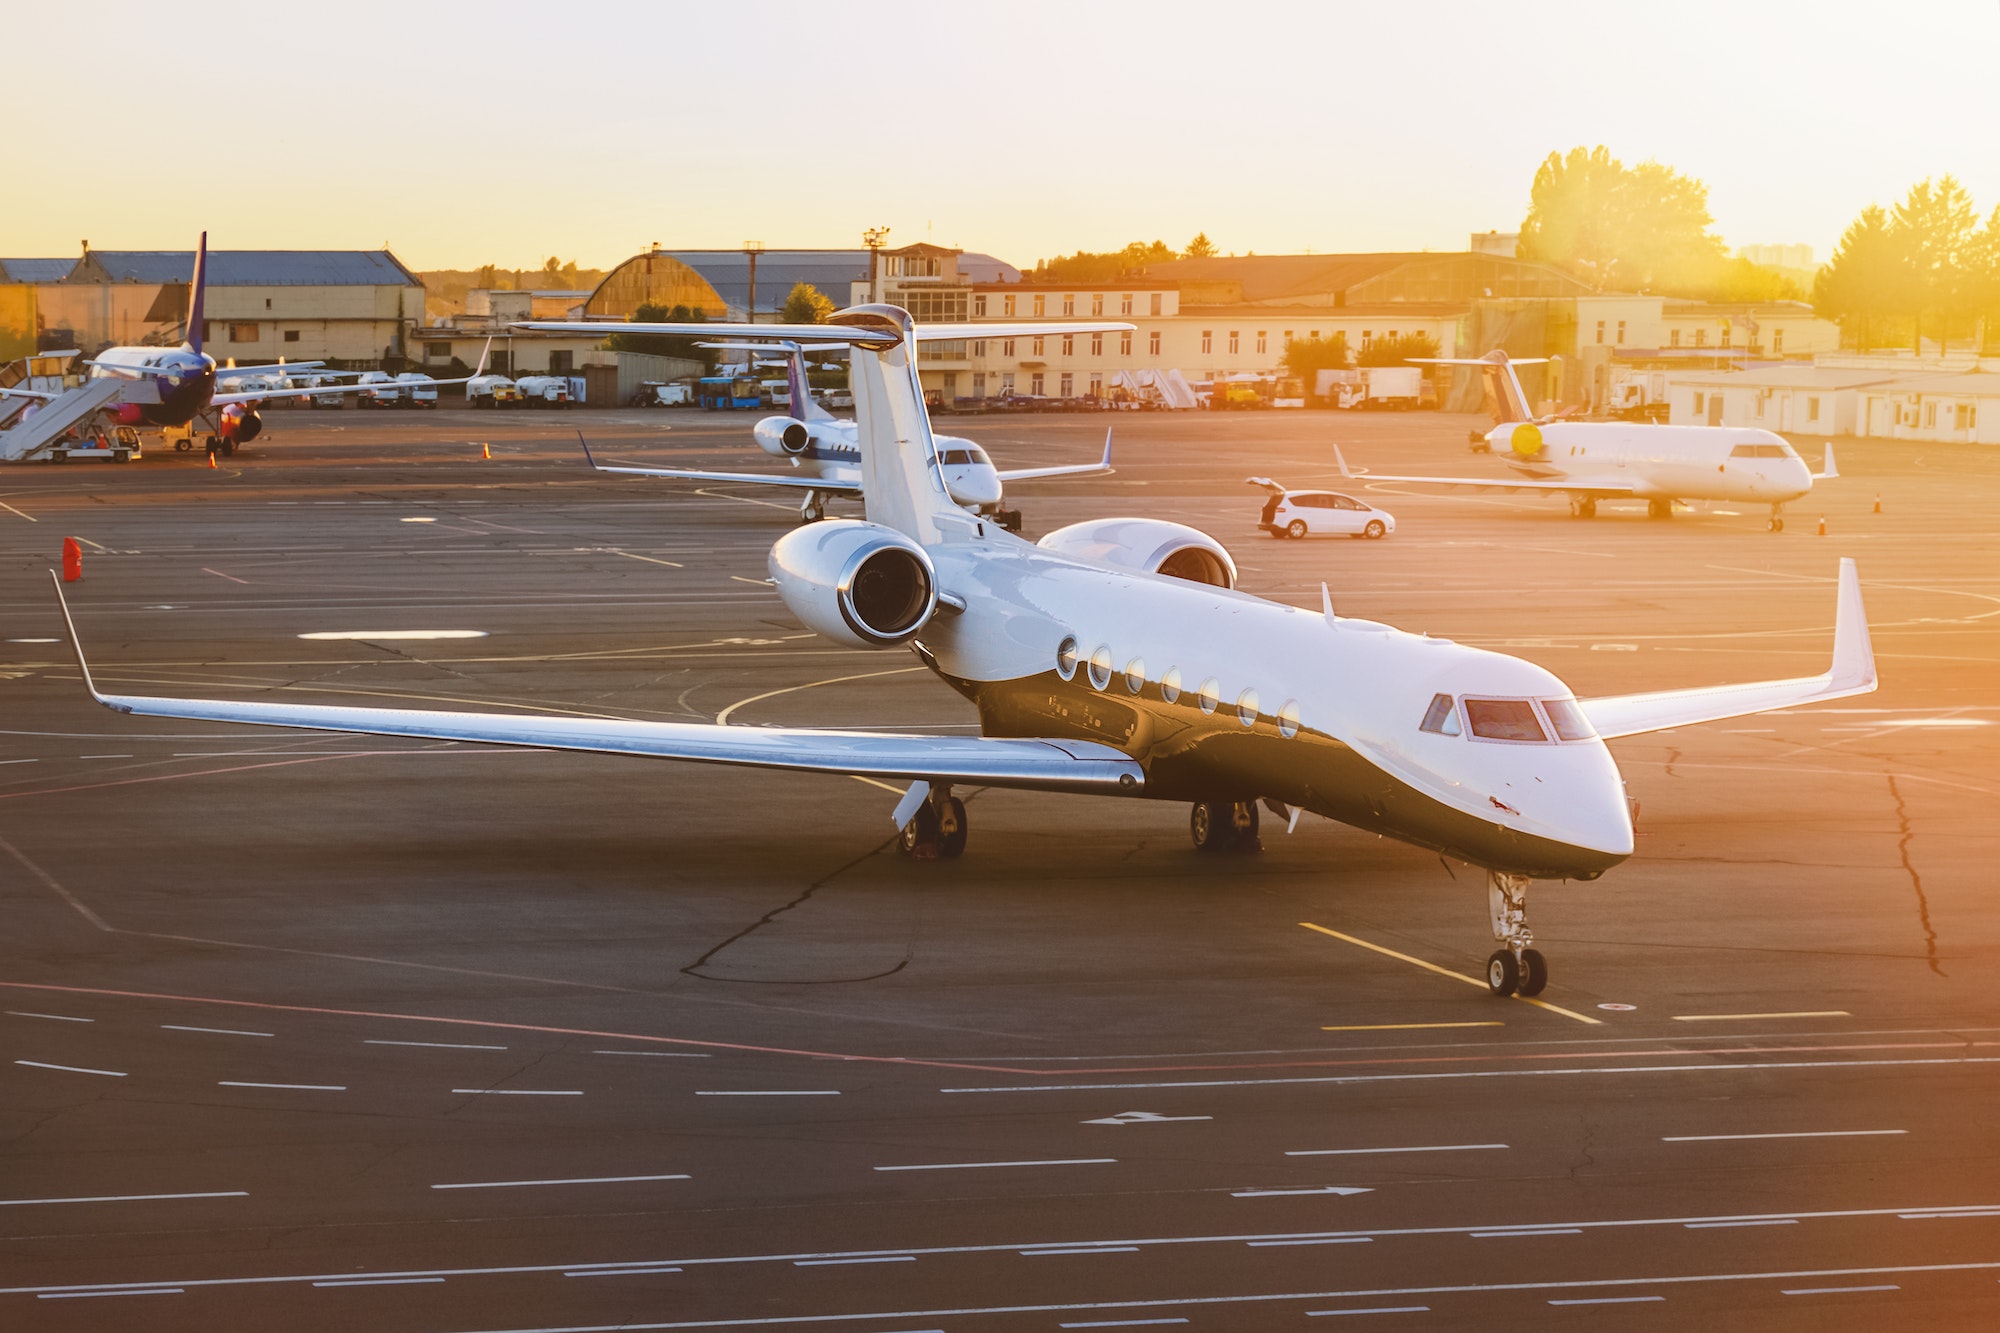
1355 350 1836 531
571 337 1115 529
52 304 1879 999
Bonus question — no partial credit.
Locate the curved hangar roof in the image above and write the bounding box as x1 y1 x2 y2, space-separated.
587 249 1021 319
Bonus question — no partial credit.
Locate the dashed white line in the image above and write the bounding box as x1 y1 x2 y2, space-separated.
1286 1143 1507 1157
565 1267 685 1278
38 1289 183 1300
1782 1285 1899 1295
1550 1296 1664 1306
0 1191 247 1208
793 1256 914 1267
451 1088 582 1096
218 1081 346 1091
875 1158 1116 1172
433 1175 689 1191
313 1277 445 1288
697 1089 837 1097
1308 1308 1430 1318
5 1010 91 1022
16 1059 125 1077
163 1024 273 1038
366 1039 509 1051
1247 1238 1372 1248
1233 1187 1370 1198
1902 1210 2000 1220
1664 1130 1905 1142
1026 1247 1140 1257
1473 1229 1582 1239
1061 1321 1188 1329
1686 1219 1798 1229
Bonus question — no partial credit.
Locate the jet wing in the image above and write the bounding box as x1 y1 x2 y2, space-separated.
1334 446 1637 496
996 428 1115 483
579 436 859 492
215 361 327 379
50 575 1140 796
1579 559 1877 740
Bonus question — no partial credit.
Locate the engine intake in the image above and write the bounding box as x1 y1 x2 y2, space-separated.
769 520 939 649
1037 517 1237 589
753 417 814 456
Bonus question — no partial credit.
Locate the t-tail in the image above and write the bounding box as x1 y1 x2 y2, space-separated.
186 231 208 356
835 306 963 542
1409 349 1542 426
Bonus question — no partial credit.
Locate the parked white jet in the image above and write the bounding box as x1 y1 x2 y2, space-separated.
571 337 1115 528
1362 350 1837 530
53 305 1878 999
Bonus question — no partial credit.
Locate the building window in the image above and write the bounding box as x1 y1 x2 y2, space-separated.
1616 320 1626 345
1120 331 1132 356
1061 335 1074 356
1033 294 1046 317
1595 320 1605 345
1201 330 1212 354
1695 328 1707 348
1120 293 1133 315
1670 329 1681 348
1062 294 1074 316
1091 332 1103 356
425 341 452 360
1001 372 1015 394
1283 330 1293 345
283 330 301 343
1228 331 1239 354
1150 293 1163 316
1924 401 1937 428
1964 404 1977 430
1089 372 1102 397
229 323 260 342
942 372 958 397
973 372 986 396
974 295 987 317
972 340 986 357
1030 372 1044 395
1255 331 1267 354
1003 295 1016 317
1149 331 1160 355
1060 373 1074 397
1694 392 1705 414
1309 329 1320 340
1807 396 1820 422
550 350 573 372
1091 293 1103 316
1002 339 1015 357
1032 336 1044 356
1721 326 1732 349
1773 329 1784 354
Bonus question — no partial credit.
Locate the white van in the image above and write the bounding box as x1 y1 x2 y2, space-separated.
356 370 399 408
393 372 439 409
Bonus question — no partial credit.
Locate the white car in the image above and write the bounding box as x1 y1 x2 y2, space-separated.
356 370 399 408
393 372 439 408
1248 477 1395 540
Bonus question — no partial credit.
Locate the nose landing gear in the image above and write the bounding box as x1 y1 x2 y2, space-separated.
1485 871 1548 998
799 490 829 523
1767 503 1786 533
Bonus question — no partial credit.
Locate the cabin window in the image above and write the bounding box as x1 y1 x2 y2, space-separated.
1464 698 1549 743
1278 700 1301 739
1088 647 1113 690
1160 667 1182 703
1540 697 1596 742
1419 693 1460 736
1197 677 1221 714
1055 635 1079 681
1236 688 1259 728
1124 658 1146 693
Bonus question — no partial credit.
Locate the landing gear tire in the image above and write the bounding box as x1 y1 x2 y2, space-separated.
937 796 967 859
1768 513 1785 533
899 786 966 860
898 802 941 856
1569 495 1596 519
1190 801 1223 851
221 438 236 457
1486 950 1520 998
1486 871 1542 998
994 509 1023 534
1363 520 1386 539
1286 520 1308 539
1647 498 1673 520
1190 800 1260 853
800 491 827 524
1518 948 1549 997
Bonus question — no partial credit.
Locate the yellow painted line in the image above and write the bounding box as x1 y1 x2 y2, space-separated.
849 776 905 795
609 550 684 569
1299 923 1601 1026
1320 1021 1504 1032
716 667 926 726
0 501 36 522
1672 1011 1850 1022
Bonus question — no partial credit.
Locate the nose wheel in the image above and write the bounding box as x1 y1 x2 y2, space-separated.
799 491 828 523
1485 871 1548 997
1768 504 1785 533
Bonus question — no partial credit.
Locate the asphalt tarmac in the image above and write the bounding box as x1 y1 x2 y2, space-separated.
1 401 1997 1332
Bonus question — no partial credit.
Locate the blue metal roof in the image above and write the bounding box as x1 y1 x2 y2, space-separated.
81 251 421 286
0 258 77 282
665 250 1021 314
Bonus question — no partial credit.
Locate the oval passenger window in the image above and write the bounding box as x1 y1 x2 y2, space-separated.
1088 647 1113 690
1278 700 1300 738
1197 677 1220 714
1124 658 1146 693
1161 667 1182 703
1236 688 1259 728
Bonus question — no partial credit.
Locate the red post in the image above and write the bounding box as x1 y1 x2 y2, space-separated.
61 537 82 582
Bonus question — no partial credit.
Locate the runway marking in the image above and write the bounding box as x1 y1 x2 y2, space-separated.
1550 1296 1663 1305
7 637 58 643
1308 1309 1429 1318
433 1175 690 1190
0 760 36 765
0 501 36 522
1028 1247 1140 1257
298 630 490 640
1473 1228 1581 1238
794 1256 914 1266
876 1159 1117 1172
1061 1320 1185 1328
1319 1022 1502 1031
1900 1210 2000 1219
1249 1238 1372 1247
163 1024 272 1037
1664 1130 1905 1142
6 1010 91 1022
452 1088 582 1096
1686 1219 1798 1229
313 1277 445 1287
1085 1111 1212 1125
1298 924 1601 1025
729 575 774 586
1234 1187 1371 1198
401 516 437 523
366 1038 509 1050
38 1289 182 1299
698 1090 840 1097
1673 1011 1850 1021
1285 1144 1507 1157
0 1191 246 1207
1783 1285 1898 1296
78 754 132 759
566 1267 684 1278
219 1081 346 1091
71 535 110 552
17 1059 125 1077
715 666 928 725
593 1049 710 1058
202 568 249 584
609 549 685 569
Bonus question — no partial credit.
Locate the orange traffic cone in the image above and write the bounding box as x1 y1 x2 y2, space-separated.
61 537 82 583
1874 493 1881 514
1817 514 1827 536
207 451 218 470
481 442 491 460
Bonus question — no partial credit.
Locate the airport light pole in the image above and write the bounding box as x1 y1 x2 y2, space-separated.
863 227 891 305
744 241 763 323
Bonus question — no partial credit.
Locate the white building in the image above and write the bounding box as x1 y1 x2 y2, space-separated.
1854 372 2000 444
1663 366 1897 434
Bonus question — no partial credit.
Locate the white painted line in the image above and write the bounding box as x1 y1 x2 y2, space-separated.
0 759 38 765
1025 1247 1140 1257
1287 1143 1507 1157
367 1039 511 1051
697 1090 838 1096
1672 1011 1850 1021
300 630 488 640
163 1024 273 1038
1472 1229 1582 1238
1308 1308 1430 1317
0 1191 246 1208
565 1267 685 1278
218 1081 346 1091
876 1158 1116 1172
39 1289 183 1299
17 1059 125 1077
313 1277 445 1288
1233 1187 1371 1198
793 1256 914 1267
5 1010 92 1022
593 1049 711 1058
1782 1285 1899 1295
1685 1219 1799 1229
451 1088 582 1096
79 754 132 759
1248 1238 1372 1247
1901 1210 2000 1220
1550 1296 1664 1305
1061 1321 1188 1329
1664 1130 1904 1142
7 638 60 643
433 1175 689 1191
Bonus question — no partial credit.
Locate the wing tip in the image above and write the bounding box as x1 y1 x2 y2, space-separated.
47 569 105 704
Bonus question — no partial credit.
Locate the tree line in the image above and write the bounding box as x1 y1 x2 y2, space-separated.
1813 177 1999 353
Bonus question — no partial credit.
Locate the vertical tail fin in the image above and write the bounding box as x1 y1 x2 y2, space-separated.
186 231 208 356
1410 351 1539 425
836 306 959 541
787 342 835 423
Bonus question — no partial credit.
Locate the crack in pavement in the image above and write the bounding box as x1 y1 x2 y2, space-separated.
1887 774 1944 978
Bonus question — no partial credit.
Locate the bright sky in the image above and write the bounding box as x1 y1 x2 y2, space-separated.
10 0 1997 273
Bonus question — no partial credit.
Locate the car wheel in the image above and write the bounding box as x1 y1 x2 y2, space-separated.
1364 520 1386 539
1286 520 1308 540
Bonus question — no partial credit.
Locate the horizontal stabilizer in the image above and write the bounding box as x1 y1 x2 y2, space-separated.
519 319 1136 346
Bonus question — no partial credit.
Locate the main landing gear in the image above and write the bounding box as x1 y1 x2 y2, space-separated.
1189 800 1261 854
1646 498 1674 520
1567 495 1597 519
1767 503 1786 533
898 784 967 860
799 490 828 523
1485 871 1548 998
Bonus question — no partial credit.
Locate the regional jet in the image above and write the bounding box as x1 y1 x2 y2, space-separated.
5 234 487 454
1345 350 1836 531
53 305 1877 1000
572 336 1115 529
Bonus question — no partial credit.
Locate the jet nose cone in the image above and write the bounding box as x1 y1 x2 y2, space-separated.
947 469 1003 508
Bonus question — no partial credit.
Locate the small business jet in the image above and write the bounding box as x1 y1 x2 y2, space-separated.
53 305 1877 999
574 337 1115 529
1353 350 1836 531
3 234 486 454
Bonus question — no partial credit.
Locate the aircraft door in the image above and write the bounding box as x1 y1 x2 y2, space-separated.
1707 394 1724 426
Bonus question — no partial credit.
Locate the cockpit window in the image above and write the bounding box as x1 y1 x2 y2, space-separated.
1464 698 1548 743
1419 693 1461 736
1729 444 1758 458
1540 696 1596 741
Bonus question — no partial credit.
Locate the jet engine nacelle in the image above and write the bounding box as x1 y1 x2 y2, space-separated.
235 407 263 443
753 416 815 457
112 402 147 427
768 519 939 650
1037 517 1237 589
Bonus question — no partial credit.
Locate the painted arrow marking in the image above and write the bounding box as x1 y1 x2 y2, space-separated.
1232 1185 1374 1198
1084 1111 1216 1126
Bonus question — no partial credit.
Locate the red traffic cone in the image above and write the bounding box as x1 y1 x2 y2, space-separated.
1874 493 1881 514
207 450 218 470
1817 514 1827 536
481 442 491 460
61 537 82 583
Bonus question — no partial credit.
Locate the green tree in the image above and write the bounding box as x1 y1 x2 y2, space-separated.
1183 232 1217 259
1355 331 1440 367
1972 204 2000 354
1518 146 1726 294
605 303 710 365
1710 257 1803 303
1813 205 1903 352
780 282 835 324
1032 240 1177 283
1890 175 1980 353
1280 331 1352 383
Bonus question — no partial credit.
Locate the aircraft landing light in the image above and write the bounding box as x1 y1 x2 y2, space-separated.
1298 923 1601 1026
